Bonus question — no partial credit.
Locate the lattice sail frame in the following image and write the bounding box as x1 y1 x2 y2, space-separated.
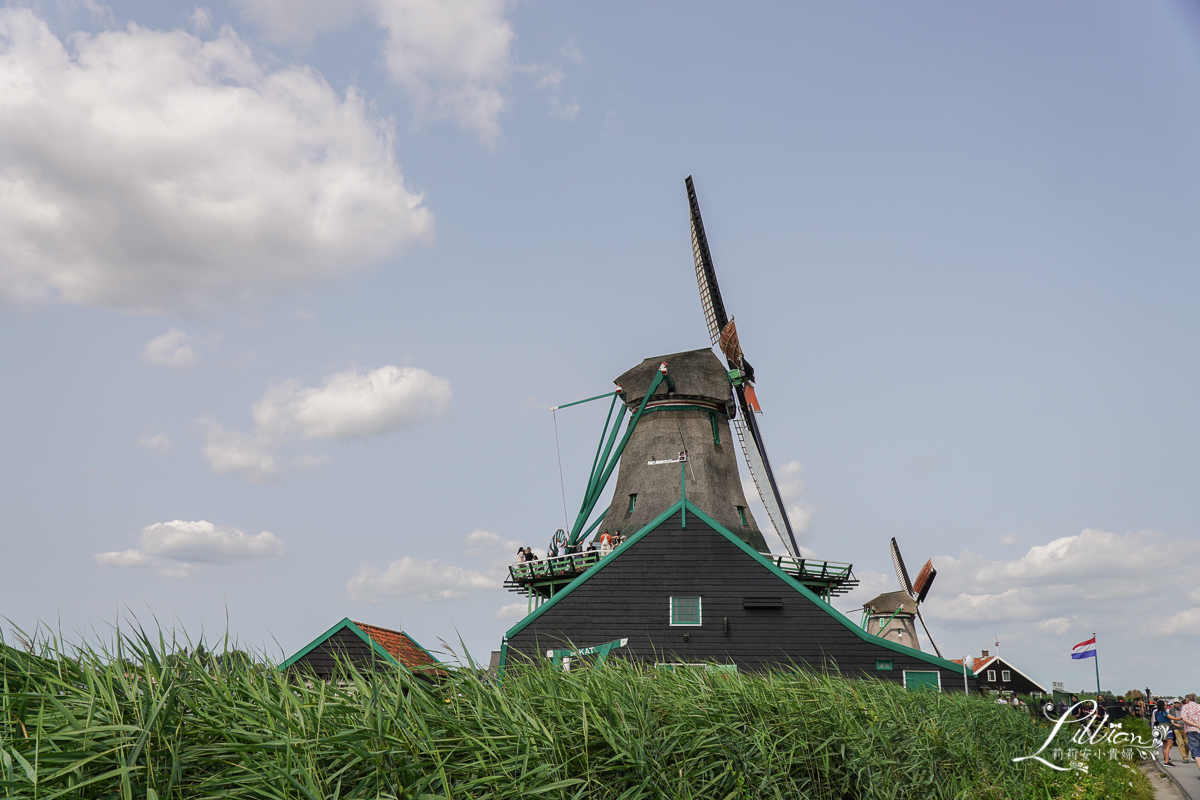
688 177 799 558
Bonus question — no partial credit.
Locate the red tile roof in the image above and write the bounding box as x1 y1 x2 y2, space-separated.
950 656 996 673
353 621 445 677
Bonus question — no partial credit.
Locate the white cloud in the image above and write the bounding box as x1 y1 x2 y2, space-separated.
926 528 1200 641
234 0 513 144
345 528 529 604
0 9 431 314
741 459 813 553
291 453 331 469
550 98 579 121
346 556 494 603
253 365 451 440
95 519 284 578
464 528 525 564
998 532 1022 546
197 419 278 482
833 570 897 619
200 365 450 480
141 329 201 369
136 433 173 454
494 602 526 620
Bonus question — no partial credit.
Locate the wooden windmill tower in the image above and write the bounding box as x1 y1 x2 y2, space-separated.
600 348 769 552
497 177 975 692
861 538 942 656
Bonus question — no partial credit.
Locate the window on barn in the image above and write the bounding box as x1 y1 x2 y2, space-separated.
670 596 702 626
1002 670 1011 682
987 670 996 682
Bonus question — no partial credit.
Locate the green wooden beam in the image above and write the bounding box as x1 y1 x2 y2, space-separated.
550 390 620 411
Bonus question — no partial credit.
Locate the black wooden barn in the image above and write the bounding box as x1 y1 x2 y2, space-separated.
955 652 1046 696
500 500 976 691
281 618 444 680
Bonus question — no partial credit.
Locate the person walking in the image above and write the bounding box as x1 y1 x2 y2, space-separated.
1156 700 1177 766
1171 701 1191 763
1178 694 1200 778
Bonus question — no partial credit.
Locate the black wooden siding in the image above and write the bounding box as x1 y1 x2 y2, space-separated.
507 510 975 691
978 659 1045 696
290 627 390 679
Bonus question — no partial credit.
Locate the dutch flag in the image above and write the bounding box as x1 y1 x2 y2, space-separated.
1071 636 1097 660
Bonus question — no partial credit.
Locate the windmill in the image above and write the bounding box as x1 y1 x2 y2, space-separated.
888 537 942 657
686 176 801 557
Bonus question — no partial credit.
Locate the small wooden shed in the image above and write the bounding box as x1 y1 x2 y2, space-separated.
281 618 444 680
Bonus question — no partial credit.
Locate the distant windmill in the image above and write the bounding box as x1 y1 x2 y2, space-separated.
889 537 942 658
687 176 801 558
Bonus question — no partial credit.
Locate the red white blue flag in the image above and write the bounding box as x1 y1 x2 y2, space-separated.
1071 636 1097 660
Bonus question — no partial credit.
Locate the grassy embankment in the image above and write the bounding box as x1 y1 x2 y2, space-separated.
0 632 1154 799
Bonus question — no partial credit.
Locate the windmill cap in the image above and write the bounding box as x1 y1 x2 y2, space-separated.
863 590 917 615
615 348 731 407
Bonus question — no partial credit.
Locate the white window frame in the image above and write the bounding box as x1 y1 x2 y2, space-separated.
987 669 996 682
1002 670 1011 682
902 670 942 692
669 596 703 626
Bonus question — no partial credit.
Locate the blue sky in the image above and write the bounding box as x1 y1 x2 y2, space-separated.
1 0 1198 695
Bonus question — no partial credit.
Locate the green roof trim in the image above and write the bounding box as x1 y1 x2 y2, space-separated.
505 500 687 639
505 499 975 677
278 617 401 672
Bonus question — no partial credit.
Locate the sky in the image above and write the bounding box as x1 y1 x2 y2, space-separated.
1 0 1199 695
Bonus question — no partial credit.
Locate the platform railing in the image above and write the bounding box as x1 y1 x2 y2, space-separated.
509 550 602 583
769 554 854 581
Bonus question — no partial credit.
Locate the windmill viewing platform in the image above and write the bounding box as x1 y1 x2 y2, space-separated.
505 548 858 607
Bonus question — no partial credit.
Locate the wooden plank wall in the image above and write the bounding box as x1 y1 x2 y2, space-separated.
507 511 976 691
291 627 385 679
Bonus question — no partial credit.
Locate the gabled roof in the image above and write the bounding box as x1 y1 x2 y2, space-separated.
353 621 445 675
280 618 444 676
505 498 974 676
949 654 1045 692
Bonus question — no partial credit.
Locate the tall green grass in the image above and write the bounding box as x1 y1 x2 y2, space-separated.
0 630 1147 799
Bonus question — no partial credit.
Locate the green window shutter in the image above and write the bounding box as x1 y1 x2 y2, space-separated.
737 506 748 526
628 494 637 513
710 412 720 444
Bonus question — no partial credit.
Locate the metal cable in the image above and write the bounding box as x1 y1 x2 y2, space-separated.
552 409 569 530
674 416 697 482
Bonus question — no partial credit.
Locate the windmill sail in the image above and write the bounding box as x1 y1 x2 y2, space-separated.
890 537 914 597
687 175 801 557
890 537 944 658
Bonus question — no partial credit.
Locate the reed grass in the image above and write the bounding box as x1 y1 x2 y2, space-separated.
0 629 1144 799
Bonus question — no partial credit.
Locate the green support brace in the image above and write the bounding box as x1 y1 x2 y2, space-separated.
551 390 622 411
875 606 904 638
567 368 670 547
547 638 629 669
681 458 687 529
